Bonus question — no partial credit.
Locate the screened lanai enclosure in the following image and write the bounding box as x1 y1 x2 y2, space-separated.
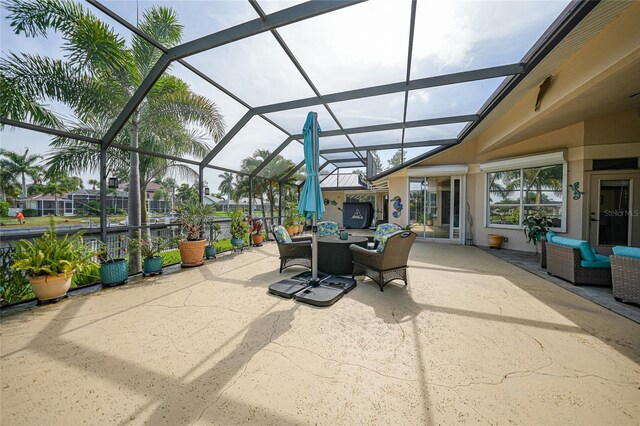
1 0 588 274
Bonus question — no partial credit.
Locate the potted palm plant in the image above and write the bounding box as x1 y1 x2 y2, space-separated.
175 201 215 267
130 236 167 276
12 217 99 301
251 219 264 246
206 222 221 259
230 208 249 250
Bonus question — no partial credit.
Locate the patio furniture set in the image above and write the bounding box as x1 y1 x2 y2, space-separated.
272 222 416 292
542 231 640 305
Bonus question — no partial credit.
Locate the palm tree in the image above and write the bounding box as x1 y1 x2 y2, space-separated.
218 172 234 213
0 148 43 199
0 168 20 203
2 1 225 272
161 177 177 212
88 179 99 190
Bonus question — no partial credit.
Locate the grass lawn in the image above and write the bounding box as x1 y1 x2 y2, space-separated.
0 215 126 228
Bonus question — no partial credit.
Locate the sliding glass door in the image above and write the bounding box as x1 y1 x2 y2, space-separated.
409 176 463 241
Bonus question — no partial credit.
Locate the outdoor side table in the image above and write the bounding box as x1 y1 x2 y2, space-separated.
317 235 368 275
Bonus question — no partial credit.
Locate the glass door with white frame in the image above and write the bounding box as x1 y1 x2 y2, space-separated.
409 176 462 240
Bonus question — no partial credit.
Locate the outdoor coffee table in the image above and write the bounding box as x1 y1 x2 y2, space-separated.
317 234 368 275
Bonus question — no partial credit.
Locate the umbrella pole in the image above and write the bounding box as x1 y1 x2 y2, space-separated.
311 111 319 283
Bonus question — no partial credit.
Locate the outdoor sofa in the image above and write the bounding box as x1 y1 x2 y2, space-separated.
611 246 640 304
545 233 611 286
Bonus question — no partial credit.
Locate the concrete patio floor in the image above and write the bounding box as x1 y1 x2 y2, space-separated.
1 242 639 425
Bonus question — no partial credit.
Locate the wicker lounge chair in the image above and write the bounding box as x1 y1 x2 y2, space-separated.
545 242 611 286
350 230 416 292
272 225 312 273
611 246 640 304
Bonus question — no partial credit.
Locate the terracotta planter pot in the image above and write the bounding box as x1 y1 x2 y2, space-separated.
29 273 72 301
297 225 303 234
287 226 296 237
179 239 205 267
252 234 264 245
488 234 505 249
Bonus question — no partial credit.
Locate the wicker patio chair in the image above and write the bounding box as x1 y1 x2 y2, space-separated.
350 230 417 292
545 242 611 286
611 253 640 304
272 225 312 273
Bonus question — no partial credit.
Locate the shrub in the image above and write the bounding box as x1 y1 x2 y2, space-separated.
71 263 100 287
0 267 33 304
22 209 39 217
78 200 100 216
0 201 9 217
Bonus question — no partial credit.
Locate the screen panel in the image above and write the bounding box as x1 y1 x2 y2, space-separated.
276 0 412 93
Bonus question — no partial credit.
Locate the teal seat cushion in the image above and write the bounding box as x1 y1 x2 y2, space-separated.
580 254 611 269
546 231 556 243
612 246 640 259
273 225 292 244
374 223 402 253
317 221 339 237
552 236 596 262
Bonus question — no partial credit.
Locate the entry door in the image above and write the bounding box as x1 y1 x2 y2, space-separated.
589 173 640 254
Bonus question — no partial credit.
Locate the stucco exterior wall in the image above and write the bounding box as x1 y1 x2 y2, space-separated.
321 191 344 226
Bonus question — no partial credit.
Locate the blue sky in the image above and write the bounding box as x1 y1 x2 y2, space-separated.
1 0 570 191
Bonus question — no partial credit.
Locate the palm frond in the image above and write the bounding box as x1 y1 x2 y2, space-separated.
3 0 131 75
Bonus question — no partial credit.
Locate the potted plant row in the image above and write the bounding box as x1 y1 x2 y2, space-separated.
12 217 99 302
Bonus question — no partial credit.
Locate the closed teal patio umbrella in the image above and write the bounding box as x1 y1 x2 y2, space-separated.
298 111 323 282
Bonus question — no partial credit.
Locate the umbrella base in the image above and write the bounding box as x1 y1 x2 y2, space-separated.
268 279 308 299
268 274 357 307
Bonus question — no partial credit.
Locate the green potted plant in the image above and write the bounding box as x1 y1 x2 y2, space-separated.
98 236 129 287
296 211 306 234
175 201 215 267
523 209 553 254
130 236 167 276
251 219 264 246
426 213 434 226
12 216 99 301
229 208 249 249
284 203 298 236
206 222 221 259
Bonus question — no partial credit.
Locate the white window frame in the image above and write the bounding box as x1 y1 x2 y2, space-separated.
482 153 567 232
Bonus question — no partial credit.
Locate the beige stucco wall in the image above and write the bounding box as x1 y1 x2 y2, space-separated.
321 191 344 226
